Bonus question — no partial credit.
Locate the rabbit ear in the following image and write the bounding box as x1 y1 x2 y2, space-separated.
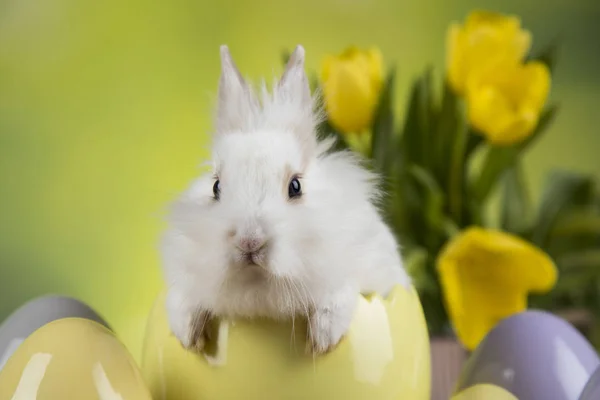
277 45 311 108
272 45 319 157
215 45 259 134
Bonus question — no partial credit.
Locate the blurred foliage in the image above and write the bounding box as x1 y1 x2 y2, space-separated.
286 37 600 344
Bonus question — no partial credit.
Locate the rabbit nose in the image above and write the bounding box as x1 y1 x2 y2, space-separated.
238 236 267 253
234 219 267 252
237 236 267 253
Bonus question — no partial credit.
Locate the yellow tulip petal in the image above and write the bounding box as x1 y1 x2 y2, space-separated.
366 47 384 90
466 60 551 145
464 10 520 32
437 227 557 350
323 61 376 133
446 10 533 95
464 11 527 58
446 23 464 93
468 93 538 146
320 46 383 134
512 30 533 66
467 83 519 142
492 107 539 145
506 61 551 112
320 55 335 82
339 46 361 61
459 228 557 290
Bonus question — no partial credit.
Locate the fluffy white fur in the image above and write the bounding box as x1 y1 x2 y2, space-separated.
161 45 410 355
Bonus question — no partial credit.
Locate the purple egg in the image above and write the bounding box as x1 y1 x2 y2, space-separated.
455 310 600 400
579 366 600 400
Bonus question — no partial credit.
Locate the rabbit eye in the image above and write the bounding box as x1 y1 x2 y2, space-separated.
288 177 302 199
213 180 220 200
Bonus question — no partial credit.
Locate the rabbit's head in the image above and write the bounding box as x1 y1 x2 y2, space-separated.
163 46 382 311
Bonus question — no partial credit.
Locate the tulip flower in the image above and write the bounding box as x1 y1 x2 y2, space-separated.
446 10 551 145
466 61 550 145
321 47 384 134
437 227 557 350
446 10 532 95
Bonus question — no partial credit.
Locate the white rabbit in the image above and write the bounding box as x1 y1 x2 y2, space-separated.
161 45 410 355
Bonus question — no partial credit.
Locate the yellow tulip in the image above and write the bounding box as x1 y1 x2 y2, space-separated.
446 10 532 95
437 227 557 351
321 47 384 134
466 61 551 145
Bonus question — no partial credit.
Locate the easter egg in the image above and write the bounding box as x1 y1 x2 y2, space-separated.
140 285 430 400
579 366 600 400
455 310 600 400
0 318 152 400
451 383 518 400
0 295 109 372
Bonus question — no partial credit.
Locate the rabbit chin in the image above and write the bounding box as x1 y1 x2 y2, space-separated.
228 255 271 284
217 269 310 319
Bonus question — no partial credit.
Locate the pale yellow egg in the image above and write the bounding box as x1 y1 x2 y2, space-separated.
0 318 152 400
451 384 518 400
140 285 430 400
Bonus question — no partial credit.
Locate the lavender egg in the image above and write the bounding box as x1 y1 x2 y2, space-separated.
455 310 599 400
579 366 600 400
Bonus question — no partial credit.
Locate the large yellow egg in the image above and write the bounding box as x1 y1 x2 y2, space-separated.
451 384 518 400
141 285 430 400
0 318 152 400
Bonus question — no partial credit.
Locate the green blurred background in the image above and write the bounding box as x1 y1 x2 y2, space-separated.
1 0 599 361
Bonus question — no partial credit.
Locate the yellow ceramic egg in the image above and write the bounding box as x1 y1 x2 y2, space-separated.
141 285 430 400
451 384 519 400
0 317 152 400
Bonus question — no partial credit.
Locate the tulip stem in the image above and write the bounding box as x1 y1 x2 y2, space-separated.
448 106 468 224
443 218 460 239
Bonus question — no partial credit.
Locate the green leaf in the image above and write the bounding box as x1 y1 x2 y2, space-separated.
500 160 532 234
532 170 596 247
461 195 485 227
401 67 435 168
557 249 600 275
528 40 559 75
546 232 600 260
546 264 600 308
465 130 485 160
544 207 600 257
371 68 396 176
408 165 446 234
393 181 430 247
419 279 449 334
447 99 468 224
434 81 482 218
401 81 422 165
550 210 600 238
403 247 437 293
434 81 459 187
471 104 559 202
420 67 435 170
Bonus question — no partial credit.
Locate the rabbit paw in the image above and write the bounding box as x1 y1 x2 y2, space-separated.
166 290 213 352
306 289 356 355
